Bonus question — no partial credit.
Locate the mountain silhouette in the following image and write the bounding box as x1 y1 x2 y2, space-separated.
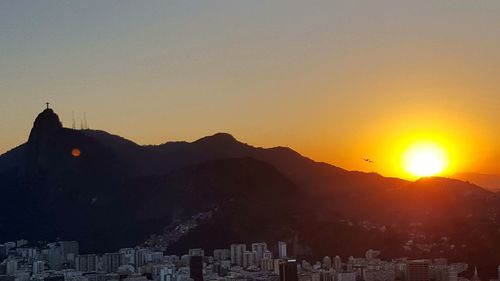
453 172 500 192
1 108 500 277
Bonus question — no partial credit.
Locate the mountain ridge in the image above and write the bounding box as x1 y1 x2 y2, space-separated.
1 109 500 277
453 172 500 192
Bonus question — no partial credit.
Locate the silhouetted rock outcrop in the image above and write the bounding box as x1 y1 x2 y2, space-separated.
23 108 63 178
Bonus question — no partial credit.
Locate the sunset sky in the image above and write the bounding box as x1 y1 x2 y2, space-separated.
1 1 499 179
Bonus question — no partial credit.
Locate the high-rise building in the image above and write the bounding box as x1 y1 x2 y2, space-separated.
347 256 355 272
278 242 287 259
60 241 79 260
189 256 203 281
448 269 458 281
75 254 98 272
0 245 7 259
274 259 282 275
251 243 268 265
242 251 257 268
322 256 332 270
407 260 430 281
263 250 272 259
159 265 176 281
321 270 334 281
261 258 274 272
213 249 230 261
449 263 468 274
311 272 321 281
135 248 149 268
334 256 342 272
4 242 16 252
189 249 204 257
152 264 176 281
146 252 164 263
164 255 180 264
230 244 246 266
213 262 229 277
16 240 28 248
119 248 136 266
5 259 17 276
103 253 121 273
33 261 45 275
17 247 37 263
279 260 298 281
47 244 65 269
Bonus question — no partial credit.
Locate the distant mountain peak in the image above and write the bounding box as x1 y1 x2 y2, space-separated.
194 132 241 146
453 172 500 192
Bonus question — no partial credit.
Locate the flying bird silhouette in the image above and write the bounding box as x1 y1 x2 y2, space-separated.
363 158 374 163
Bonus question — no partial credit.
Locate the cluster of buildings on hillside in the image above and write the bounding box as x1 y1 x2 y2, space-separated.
0 240 498 281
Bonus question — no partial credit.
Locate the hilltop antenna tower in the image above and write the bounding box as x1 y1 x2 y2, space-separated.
72 111 76 129
83 112 88 130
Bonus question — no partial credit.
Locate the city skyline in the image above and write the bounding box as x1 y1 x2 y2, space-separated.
0 238 493 280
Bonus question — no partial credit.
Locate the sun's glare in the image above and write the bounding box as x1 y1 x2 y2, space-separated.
402 142 448 177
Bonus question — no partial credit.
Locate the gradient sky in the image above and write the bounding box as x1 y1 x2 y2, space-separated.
1 1 499 178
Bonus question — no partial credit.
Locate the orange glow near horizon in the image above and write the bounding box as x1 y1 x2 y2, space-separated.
313 109 479 180
0 1 499 179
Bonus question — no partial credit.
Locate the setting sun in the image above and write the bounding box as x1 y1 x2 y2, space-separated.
402 142 449 177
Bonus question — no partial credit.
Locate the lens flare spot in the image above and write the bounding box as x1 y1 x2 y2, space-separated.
71 148 81 157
